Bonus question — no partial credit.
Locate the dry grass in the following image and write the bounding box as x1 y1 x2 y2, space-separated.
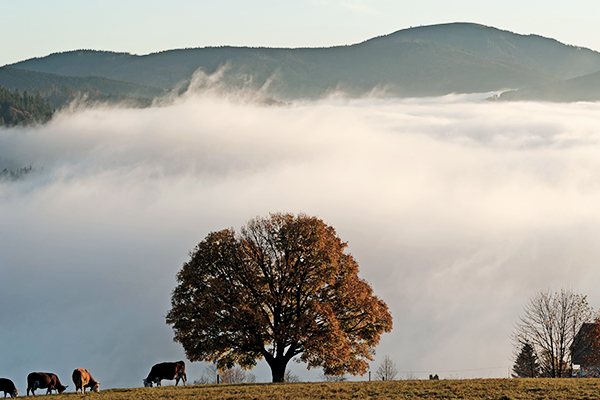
50 378 600 400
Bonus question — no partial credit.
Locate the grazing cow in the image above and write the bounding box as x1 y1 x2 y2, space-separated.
26 373 67 396
72 369 99 394
0 378 18 398
143 361 186 387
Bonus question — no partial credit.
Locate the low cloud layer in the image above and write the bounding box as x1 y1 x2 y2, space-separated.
2 93 600 387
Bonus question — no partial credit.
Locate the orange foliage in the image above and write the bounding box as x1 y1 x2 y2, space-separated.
166 213 392 382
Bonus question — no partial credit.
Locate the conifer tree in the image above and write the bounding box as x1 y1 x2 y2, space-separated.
512 342 540 378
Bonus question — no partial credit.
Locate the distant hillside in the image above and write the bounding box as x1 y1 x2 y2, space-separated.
5 45 554 100
0 85 52 126
0 67 165 99
493 70 600 102
6 23 600 100
365 23 600 79
4 23 564 99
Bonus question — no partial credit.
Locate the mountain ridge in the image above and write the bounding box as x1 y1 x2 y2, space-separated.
363 22 600 79
4 23 600 101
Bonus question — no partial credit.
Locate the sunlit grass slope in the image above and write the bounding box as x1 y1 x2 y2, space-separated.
50 379 600 400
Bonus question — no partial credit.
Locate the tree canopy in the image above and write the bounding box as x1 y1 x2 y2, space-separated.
166 212 393 382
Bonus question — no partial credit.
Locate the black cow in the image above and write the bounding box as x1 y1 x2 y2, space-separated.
26 373 67 396
143 361 186 387
0 378 18 398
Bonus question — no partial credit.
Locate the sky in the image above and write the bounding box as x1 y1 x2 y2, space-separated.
3 0 600 390
2 0 600 66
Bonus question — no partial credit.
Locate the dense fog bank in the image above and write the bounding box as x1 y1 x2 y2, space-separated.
2 93 600 386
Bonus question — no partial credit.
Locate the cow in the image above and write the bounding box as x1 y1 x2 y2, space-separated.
72 369 99 394
143 361 186 387
0 378 18 398
26 373 67 396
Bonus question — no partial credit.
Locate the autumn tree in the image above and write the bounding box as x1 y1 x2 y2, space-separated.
166 213 393 383
374 355 398 381
512 289 597 378
512 342 539 378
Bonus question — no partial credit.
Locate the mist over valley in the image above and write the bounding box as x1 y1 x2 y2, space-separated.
3 86 600 385
3 21 600 389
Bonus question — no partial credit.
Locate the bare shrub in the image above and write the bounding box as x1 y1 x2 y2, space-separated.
375 355 399 381
319 372 347 382
284 370 301 383
194 364 219 385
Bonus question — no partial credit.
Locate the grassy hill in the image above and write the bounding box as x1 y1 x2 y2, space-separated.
30 379 600 400
494 70 600 102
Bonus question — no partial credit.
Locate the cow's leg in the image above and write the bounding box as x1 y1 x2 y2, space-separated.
30 381 39 396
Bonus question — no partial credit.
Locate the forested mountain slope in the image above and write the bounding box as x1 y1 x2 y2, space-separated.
365 23 600 79
494 70 600 102
0 67 164 99
0 85 52 126
6 23 600 100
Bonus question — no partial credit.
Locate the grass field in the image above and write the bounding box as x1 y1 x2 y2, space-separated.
44 379 600 400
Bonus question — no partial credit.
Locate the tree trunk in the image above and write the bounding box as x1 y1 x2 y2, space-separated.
265 341 297 382
271 367 285 383
268 357 289 383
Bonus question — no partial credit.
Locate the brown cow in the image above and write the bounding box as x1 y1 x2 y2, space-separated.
0 378 18 398
26 372 67 395
143 361 186 387
72 369 99 394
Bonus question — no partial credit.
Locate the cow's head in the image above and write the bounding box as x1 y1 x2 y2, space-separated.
11 389 19 397
91 382 100 393
143 379 152 388
57 385 67 394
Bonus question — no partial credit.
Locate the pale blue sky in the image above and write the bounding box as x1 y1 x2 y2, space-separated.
2 0 600 66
